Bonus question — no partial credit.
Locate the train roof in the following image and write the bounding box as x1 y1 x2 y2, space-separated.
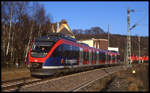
34 33 76 42
34 33 120 55
35 35 59 42
79 43 89 47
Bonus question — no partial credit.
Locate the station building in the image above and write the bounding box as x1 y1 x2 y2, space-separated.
78 38 108 50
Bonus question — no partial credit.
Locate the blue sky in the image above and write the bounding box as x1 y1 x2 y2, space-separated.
39 1 148 36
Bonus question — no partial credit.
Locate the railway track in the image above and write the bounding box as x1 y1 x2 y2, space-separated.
2 77 42 92
2 64 128 92
2 67 95 92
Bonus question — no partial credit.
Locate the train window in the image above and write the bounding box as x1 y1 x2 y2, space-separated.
62 44 79 59
87 51 89 61
97 51 99 62
66 45 71 58
77 47 80 57
88 50 91 61
92 51 94 61
62 44 68 57
83 51 86 61
99 52 102 61
112 55 116 60
83 51 89 61
117 55 120 59
72 46 75 57
52 45 64 57
94 51 97 61
72 46 77 58
108 55 111 61
102 52 106 62
79 48 83 62
75 47 79 58
30 41 55 58
117 55 120 62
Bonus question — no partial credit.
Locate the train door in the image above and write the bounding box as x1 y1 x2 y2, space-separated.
99 51 102 64
110 53 112 64
91 50 94 64
89 49 91 65
84 49 89 65
117 54 120 63
94 50 97 65
96 51 99 65
115 54 117 64
105 52 108 64
79 48 83 66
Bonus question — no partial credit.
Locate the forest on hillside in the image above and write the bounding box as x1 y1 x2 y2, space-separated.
1 2 148 68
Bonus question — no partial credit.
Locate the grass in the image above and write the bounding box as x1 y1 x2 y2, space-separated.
128 83 139 91
1 67 31 81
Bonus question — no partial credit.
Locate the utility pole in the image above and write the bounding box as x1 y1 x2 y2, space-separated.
126 7 134 65
138 36 141 63
108 24 109 47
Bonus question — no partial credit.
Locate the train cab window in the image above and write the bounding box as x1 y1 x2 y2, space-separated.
30 41 55 58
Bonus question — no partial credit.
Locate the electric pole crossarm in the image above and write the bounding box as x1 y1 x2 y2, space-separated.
129 24 136 30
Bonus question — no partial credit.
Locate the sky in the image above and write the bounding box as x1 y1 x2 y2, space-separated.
39 1 148 36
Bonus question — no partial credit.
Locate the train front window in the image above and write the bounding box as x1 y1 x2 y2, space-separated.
30 41 55 58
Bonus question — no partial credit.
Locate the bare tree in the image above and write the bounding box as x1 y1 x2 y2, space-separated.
6 2 14 57
24 3 37 62
24 2 51 62
2 2 52 68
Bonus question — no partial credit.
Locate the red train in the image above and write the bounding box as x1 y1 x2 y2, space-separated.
27 33 121 76
129 55 149 63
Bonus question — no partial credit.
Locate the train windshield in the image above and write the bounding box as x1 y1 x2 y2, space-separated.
30 41 55 58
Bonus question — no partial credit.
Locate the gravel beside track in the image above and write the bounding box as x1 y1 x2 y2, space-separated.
18 65 126 92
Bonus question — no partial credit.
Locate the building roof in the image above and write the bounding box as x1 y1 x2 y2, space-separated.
51 19 75 38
